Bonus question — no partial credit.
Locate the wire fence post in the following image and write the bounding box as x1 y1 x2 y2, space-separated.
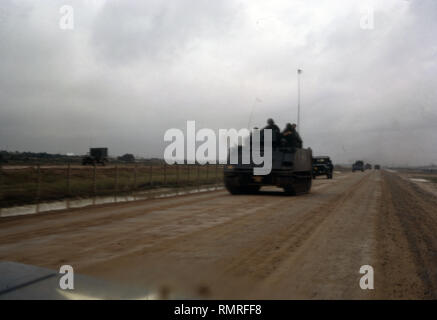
67 162 71 197
197 164 200 192
93 164 97 198
187 164 190 192
215 163 218 190
36 164 41 212
91 164 96 205
176 164 180 191
206 163 209 190
66 162 71 209
133 164 137 192
0 164 3 217
115 164 119 202
163 163 167 186
149 163 153 198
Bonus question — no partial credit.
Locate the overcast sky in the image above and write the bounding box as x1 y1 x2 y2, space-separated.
1 0 436 165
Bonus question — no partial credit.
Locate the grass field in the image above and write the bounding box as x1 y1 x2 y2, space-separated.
0 164 224 208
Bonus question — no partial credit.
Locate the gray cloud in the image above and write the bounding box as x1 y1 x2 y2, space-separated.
0 0 436 165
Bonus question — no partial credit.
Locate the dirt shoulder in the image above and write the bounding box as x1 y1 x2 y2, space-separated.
376 171 437 299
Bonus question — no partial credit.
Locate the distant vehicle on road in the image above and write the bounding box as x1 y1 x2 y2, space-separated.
352 160 364 172
82 148 108 166
365 163 372 170
118 153 135 163
374 164 381 170
312 156 333 179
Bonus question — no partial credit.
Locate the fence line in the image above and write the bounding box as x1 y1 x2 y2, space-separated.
0 163 225 211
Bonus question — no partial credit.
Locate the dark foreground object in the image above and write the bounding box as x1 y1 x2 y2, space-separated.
0 261 150 299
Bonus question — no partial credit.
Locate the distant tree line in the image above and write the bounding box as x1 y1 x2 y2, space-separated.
0 150 83 164
117 153 135 162
0 150 166 165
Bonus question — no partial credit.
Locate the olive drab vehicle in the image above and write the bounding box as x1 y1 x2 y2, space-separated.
312 156 333 179
223 133 313 195
82 148 108 166
352 160 364 172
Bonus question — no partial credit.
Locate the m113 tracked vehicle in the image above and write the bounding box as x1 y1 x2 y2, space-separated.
223 134 312 195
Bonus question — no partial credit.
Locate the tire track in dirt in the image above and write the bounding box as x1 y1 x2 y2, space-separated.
0 192 279 266
251 171 380 299
219 172 372 280
78 172 371 297
0 179 338 269
74 178 348 271
1 171 381 299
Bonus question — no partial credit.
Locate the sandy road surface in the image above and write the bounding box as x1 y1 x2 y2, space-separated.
1 170 436 299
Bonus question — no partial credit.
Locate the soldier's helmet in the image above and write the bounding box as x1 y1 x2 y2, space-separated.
291 123 297 129
267 118 274 125
286 123 293 130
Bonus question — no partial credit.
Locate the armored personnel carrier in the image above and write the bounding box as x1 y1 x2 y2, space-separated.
223 142 313 195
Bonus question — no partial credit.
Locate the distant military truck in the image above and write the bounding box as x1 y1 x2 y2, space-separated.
365 163 372 170
352 160 364 172
312 156 333 179
82 148 108 166
374 164 381 170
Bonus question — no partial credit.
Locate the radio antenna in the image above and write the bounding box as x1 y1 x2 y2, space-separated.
247 97 262 129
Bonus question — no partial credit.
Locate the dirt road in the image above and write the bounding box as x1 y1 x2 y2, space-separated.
1 170 436 299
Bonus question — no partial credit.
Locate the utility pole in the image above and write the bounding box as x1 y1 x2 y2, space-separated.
297 69 302 131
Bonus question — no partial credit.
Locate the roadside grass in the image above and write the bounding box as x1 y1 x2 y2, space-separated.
426 177 437 183
0 165 223 208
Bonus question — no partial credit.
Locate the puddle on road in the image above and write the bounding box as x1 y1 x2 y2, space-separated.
409 178 429 183
0 186 224 218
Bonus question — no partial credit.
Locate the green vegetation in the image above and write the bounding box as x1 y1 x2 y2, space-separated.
0 164 224 208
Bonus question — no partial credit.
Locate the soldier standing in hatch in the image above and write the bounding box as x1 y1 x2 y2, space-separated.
262 118 281 147
282 123 303 148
